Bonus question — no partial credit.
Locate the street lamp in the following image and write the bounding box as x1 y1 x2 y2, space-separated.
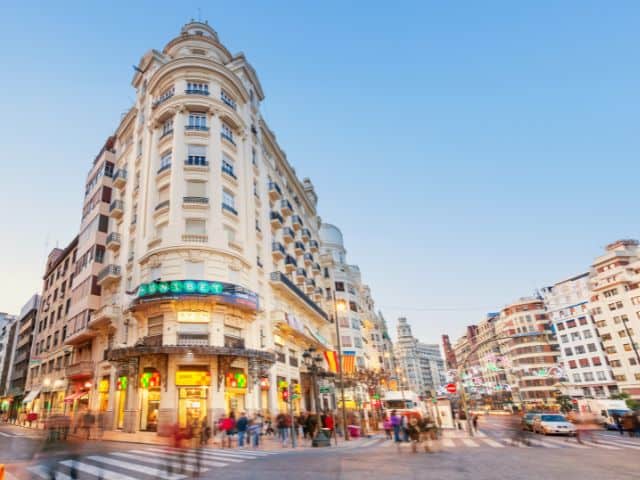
332 292 350 440
302 348 331 447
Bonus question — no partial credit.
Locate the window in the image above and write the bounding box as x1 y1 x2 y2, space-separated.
187 144 207 166
220 90 236 109
159 150 172 171
351 318 360 330
560 334 568 343
335 282 345 292
98 214 109 233
596 371 607 381
161 118 173 137
614 375 626 382
341 336 352 347
605 346 617 354
222 189 236 213
186 180 207 198
185 219 206 235
572 373 581 382
619 330 627 338
603 288 618 298
587 343 597 353
610 360 622 368
221 123 234 144
187 112 208 130
574 345 585 355
354 336 363 348
583 372 594 382
147 315 163 337
222 154 235 178
150 265 161 281
224 226 236 243
186 82 209 95
564 347 573 356
566 319 577 328
568 360 577 369
349 301 358 312
596 320 607 328
601 333 612 341
578 317 588 325
578 358 590 368
571 332 581 341
582 330 592 339
557 323 565 331
630 357 638 366
623 343 633 352
592 356 602 366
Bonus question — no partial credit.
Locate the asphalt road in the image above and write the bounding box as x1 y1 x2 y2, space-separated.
2 416 638 480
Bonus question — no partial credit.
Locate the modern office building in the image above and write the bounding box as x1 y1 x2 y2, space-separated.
588 239 640 398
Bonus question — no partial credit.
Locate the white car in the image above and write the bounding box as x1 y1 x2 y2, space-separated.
533 414 577 436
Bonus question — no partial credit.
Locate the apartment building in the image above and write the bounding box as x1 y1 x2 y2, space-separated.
544 273 617 399
588 239 640 398
395 317 445 396
441 334 457 371
496 297 561 407
26 237 78 416
9 295 40 405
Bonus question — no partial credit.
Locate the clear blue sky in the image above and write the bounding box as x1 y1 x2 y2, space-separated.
1 1 638 344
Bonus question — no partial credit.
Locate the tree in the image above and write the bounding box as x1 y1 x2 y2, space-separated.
611 392 640 410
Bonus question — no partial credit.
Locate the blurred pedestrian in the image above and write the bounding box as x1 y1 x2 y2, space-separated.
390 410 401 443
276 412 288 446
324 411 335 441
249 413 262 448
472 414 479 433
383 415 392 440
82 410 95 440
237 411 249 447
200 416 211 446
407 417 421 453
622 412 635 437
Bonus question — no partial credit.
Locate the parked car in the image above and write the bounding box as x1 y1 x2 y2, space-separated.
521 412 539 431
533 414 576 436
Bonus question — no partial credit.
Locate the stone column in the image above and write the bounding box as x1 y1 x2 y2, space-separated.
209 356 226 420
158 355 176 436
123 358 139 433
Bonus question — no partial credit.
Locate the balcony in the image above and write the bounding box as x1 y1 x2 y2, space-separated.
221 132 235 146
183 196 209 208
284 255 297 273
272 242 285 260
304 253 314 266
221 163 237 180
65 361 95 380
305 278 316 293
88 304 120 329
185 88 209 96
280 199 292 216
282 227 295 244
301 228 311 242
106 232 121 251
97 264 121 287
157 163 172 175
143 335 163 347
289 356 299 367
224 335 245 349
309 240 319 252
155 200 170 214
185 158 208 168
270 211 283 228
295 267 307 284
268 182 282 201
109 200 124 219
313 287 323 301
312 262 321 273
276 351 286 363
177 333 209 346
222 203 238 216
291 215 303 231
220 92 237 110
294 241 306 255
269 271 328 322
182 234 209 243
113 169 127 188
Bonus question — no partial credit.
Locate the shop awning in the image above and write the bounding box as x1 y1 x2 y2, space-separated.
63 391 88 403
22 387 41 404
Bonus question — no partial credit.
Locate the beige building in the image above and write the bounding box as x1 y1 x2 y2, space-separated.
26 236 78 416
588 239 640 398
496 297 560 407
55 21 338 435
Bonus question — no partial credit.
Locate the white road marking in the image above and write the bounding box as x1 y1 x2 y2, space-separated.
27 465 72 480
441 439 455 447
461 439 479 447
0 432 13 437
579 440 619 450
540 437 589 449
59 460 141 480
526 439 561 448
111 451 209 472
481 438 504 448
144 447 243 463
87 455 186 479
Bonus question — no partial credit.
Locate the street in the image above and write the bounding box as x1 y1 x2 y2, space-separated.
2 416 638 479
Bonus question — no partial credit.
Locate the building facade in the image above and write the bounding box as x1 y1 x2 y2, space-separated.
26 237 79 416
544 273 617 399
8 295 40 408
588 239 640 398
395 317 445 396
0 313 17 414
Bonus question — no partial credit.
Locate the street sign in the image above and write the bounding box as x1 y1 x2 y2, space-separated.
319 386 333 394
432 398 437 404
445 383 457 394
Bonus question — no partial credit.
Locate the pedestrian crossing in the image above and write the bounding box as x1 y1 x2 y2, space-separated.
27 446 281 479
380 432 640 451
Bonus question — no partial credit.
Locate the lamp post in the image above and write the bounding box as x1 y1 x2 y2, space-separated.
303 348 331 447
332 291 349 440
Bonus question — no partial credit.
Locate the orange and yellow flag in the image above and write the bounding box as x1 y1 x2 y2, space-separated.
324 351 339 373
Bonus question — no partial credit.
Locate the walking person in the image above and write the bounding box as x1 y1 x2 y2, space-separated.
407 417 421 453
236 411 249 447
472 414 479 433
390 410 402 444
383 415 392 440
324 411 335 442
276 412 288 446
249 413 262 448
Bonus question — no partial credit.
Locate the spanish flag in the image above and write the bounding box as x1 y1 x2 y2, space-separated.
341 351 356 374
324 351 339 373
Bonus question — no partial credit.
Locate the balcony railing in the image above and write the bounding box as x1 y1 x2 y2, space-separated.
220 92 237 110
309 240 319 251
113 169 127 187
222 164 237 179
183 196 209 205
224 335 245 349
185 88 209 96
270 211 283 227
280 199 292 216
295 267 307 279
155 200 170 211
284 255 297 272
283 227 295 243
143 335 163 347
185 157 208 167
304 253 314 265
301 228 311 241
177 334 209 346
65 361 95 379
268 182 282 200
186 125 210 131
294 241 306 254
158 163 172 174
270 271 328 321
222 203 238 216
221 132 235 145
291 215 303 230
272 242 286 257
97 265 121 285
109 200 124 217
106 232 121 250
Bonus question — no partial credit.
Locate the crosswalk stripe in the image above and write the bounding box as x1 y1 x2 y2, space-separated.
59 460 141 480
87 455 186 479
203 448 273 457
527 439 561 448
144 447 245 462
0 432 12 437
28 465 72 480
596 436 640 447
481 438 504 448
540 438 589 449
596 439 640 450
111 452 209 472
579 440 619 450
441 439 455 447
461 439 479 447
142 448 232 467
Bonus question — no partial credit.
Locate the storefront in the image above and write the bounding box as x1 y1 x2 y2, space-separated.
176 368 210 428
97 377 110 412
115 375 127 429
139 369 161 431
225 369 247 414
259 377 270 415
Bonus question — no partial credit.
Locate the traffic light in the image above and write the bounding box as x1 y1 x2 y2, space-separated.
292 383 301 399
282 388 289 402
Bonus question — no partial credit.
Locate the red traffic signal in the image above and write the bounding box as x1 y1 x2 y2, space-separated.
282 388 289 402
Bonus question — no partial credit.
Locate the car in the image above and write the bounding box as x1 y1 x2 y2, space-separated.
533 414 577 436
521 412 539 431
